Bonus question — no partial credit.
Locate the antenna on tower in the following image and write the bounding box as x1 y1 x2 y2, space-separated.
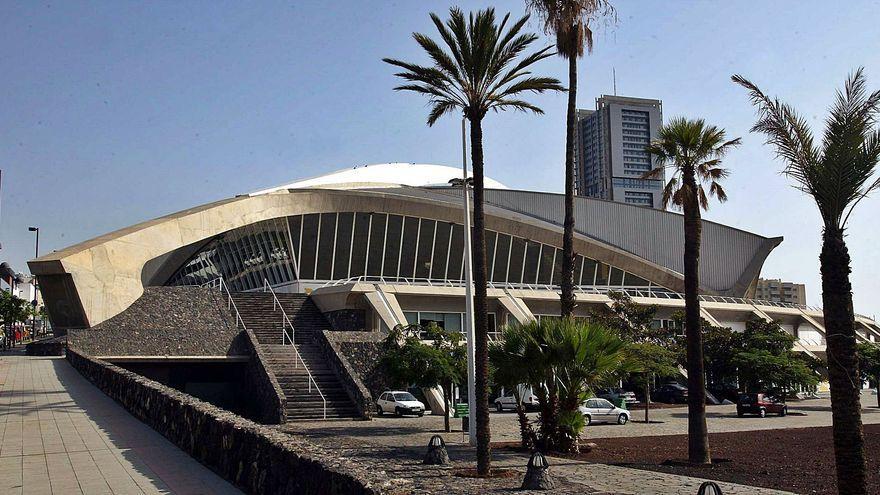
613 68 617 96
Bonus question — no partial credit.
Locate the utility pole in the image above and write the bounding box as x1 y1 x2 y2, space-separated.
28 226 39 339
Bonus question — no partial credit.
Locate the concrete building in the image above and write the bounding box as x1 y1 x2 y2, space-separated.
576 95 664 208
27 163 880 421
756 278 807 306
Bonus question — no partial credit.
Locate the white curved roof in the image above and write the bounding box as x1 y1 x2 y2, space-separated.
251 162 507 195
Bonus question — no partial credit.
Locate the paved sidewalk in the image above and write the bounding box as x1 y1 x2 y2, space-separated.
0 354 241 495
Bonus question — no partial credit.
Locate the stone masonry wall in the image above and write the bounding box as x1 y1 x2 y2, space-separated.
66 347 383 495
69 286 246 357
316 331 390 419
323 309 367 331
237 330 287 424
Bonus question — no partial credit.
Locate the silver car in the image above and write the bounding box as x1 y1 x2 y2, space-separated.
578 397 631 425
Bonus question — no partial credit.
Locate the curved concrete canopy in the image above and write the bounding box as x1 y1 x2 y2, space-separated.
29 184 779 332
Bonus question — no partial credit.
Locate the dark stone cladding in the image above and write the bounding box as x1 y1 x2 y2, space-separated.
66 347 383 495
69 286 247 357
238 329 287 424
316 331 390 419
25 336 67 356
323 309 367 331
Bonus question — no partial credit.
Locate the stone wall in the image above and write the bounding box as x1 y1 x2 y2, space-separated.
323 309 367 331
316 331 390 419
69 286 246 357
66 347 383 495
25 336 67 356
238 330 287 424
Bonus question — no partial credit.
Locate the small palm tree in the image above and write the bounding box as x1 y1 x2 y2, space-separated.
384 7 563 475
526 0 615 318
495 317 629 453
644 118 741 464
733 69 880 495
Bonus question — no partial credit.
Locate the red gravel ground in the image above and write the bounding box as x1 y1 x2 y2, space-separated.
551 424 879 494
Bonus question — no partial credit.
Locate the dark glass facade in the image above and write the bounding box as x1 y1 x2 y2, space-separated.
165 212 656 291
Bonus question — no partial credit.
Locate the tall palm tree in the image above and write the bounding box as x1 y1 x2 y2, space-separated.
526 0 615 318
733 69 880 495
384 8 563 475
644 118 741 464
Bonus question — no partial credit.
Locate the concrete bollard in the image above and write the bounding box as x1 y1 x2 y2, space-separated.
423 435 450 465
697 481 722 495
520 451 555 490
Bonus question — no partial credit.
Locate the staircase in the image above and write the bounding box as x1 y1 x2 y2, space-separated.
232 291 359 421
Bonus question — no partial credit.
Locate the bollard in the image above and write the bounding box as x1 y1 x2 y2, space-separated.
423 435 450 465
697 481 722 495
520 451 555 490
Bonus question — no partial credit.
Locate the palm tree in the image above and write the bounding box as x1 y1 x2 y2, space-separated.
526 0 615 318
493 317 630 453
384 8 563 475
644 118 741 464
733 69 880 495
489 338 536 450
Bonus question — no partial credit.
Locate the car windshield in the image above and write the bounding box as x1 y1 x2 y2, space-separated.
394 392 417 401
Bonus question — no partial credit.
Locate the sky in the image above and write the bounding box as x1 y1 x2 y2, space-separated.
1 0 879 317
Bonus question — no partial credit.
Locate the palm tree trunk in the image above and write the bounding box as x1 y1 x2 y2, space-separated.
820 227 867 495
469 115 492 475
683 170 710 465
560 38 578 319
512 389 534 450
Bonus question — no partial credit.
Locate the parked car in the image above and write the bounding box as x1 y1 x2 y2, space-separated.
494 385 539 412
736 393 787 417
595 387 639 405
376 391 425 417
578 398 631 425
652 383 689 404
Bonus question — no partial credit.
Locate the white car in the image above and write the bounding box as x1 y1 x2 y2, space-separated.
376 391 425 417
578 397 631 425
494 386 539 412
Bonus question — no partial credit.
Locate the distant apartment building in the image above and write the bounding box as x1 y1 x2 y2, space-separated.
575 95 664 208
755 278 807 306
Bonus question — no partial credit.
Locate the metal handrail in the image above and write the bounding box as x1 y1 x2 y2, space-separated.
202 277 247 329
319 275 827 313
261 279 326 420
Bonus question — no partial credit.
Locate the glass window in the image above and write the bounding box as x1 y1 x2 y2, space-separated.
297 214 319 280
574 256 584 287
595 262 609 286
333 213 353 280
537 245 554 284
552 248 563 285
507 237 526 284
399 216 419 279
288 215 302 277
415 219 436 279
431 222 452 280
383 215 403 278
492 234 511 282
581 259 597 286
315 213 336 280
349 213 370 277
367 213 387 277
609 267 624 286
447 223 465 281
523 241 541 284
624 272 649 287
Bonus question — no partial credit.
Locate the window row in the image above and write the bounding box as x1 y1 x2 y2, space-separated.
165 213 657 291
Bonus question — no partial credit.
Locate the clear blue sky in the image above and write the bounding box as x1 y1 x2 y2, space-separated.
2 1 879 317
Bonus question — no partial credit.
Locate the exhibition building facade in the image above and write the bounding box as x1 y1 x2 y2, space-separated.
29 163 880 360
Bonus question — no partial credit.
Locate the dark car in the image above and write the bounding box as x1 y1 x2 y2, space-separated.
652 383 689 404
736 393 787 417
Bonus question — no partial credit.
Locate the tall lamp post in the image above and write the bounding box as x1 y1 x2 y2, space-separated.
449 117 477 447
28 226 39 339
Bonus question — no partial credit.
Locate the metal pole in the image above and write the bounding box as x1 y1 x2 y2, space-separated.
32 228 39 339
461 117 477 446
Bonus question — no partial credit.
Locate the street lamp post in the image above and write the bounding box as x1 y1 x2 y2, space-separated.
28 227 39 339
460 118 477 447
